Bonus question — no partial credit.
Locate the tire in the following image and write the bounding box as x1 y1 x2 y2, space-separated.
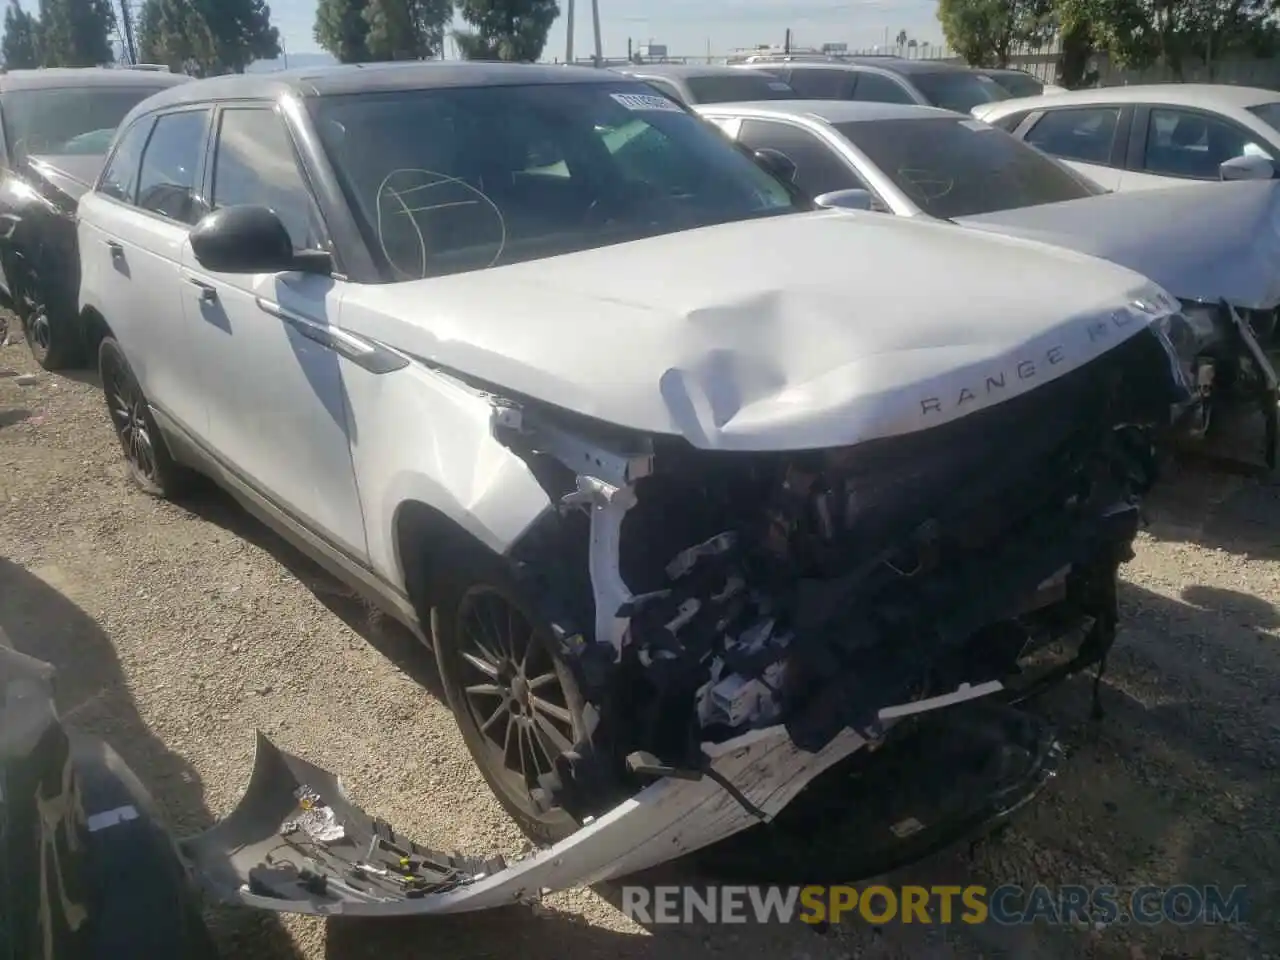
15 264 85 371
430 550 588 845
99 337 193 499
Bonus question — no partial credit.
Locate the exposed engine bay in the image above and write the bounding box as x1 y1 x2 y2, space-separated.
494 325 1186 819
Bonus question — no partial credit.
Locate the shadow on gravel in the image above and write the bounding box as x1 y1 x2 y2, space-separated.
179 486 446 701
0 407 30 428
1144 457 1280 561
0 556 305 960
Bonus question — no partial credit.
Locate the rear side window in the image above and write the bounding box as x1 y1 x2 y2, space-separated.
98 117 153 204
136 109 211 224
786 69 855 99
684 73 797 104
1025 106 1120 164
851 72 916 104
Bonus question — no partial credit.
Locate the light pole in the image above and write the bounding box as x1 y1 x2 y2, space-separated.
591 0 602 65
565 0 575 63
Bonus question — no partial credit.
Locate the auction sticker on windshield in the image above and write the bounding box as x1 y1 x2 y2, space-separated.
611 92 684 112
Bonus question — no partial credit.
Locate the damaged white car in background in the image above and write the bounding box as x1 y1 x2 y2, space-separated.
75 63 1192 917
698 100 1280 468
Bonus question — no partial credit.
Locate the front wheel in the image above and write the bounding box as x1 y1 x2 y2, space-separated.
431 556 588 845
99 337 192 499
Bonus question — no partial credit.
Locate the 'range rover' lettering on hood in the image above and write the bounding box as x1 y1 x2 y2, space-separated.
338 209 1176 450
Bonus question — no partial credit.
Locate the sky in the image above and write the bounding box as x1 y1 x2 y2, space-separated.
266 0 948 61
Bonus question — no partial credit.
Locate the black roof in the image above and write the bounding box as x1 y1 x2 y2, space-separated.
0 66 191 94
133 60 620 115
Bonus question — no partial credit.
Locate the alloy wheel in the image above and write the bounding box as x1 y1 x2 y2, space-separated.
105 360 158 483
455 586 579 797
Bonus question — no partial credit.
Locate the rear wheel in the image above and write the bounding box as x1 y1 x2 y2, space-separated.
99 337 192 499
431 556 586 845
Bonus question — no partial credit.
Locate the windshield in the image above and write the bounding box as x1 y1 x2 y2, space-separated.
0 86 171 162
835 116 1103 218
685 73 797 103
1246 101 1280 135
910 71 1010 113
311 82 800 281
987 72 1044 98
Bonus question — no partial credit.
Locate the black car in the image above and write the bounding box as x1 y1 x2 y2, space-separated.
0 68 189 370
0 639 217 959
737 58 1011 114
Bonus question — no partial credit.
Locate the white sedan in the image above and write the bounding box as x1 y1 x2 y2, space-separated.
971 83 1280 191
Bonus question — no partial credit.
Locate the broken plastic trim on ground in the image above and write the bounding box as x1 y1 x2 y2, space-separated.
182 696 1065 917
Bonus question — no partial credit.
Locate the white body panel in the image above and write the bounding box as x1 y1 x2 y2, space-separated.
78 199 206 436
338 210 1166 452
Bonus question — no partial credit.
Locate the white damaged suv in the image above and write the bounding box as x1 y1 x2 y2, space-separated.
75 62 1190 911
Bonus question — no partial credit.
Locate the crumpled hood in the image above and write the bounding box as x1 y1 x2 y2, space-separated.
957 179 1280 311
343 209 1172 451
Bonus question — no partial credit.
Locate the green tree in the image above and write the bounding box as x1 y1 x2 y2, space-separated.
314 0 371 63
937 0 1050 66
138 0 278 75
454 0 559 61
2 0 41 67
36 0 116 66
363 0 451 60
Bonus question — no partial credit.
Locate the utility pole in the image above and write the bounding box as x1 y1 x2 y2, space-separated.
565 0 575 63
118 0 137 64
590 0 602 65
784 28 791 53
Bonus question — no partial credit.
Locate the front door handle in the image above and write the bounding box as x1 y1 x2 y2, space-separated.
105 240 124 261
188 277 217 303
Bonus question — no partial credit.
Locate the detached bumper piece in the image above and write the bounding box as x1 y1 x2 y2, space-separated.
697 700 1062 883
180 733 506 914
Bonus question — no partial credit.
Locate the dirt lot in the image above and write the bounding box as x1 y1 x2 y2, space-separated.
2 334 1278 959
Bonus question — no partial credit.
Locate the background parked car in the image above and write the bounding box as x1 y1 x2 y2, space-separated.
0 67 189 370
698 99 1280 465
972 83 1280 191
609 62 797 104
976 67 1067 98
735 57 1011 113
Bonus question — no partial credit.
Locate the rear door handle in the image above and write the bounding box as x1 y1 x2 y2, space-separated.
105 240 124 260
188 277 217 303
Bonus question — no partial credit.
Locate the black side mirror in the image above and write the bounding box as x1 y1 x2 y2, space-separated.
190 205 331 276
753 148 797 183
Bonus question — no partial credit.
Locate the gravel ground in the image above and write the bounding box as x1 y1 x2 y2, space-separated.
2 334 1278 959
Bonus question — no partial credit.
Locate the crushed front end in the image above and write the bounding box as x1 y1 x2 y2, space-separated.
497 324 1183 820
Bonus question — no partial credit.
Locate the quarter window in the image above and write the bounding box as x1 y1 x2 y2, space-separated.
786 68 855 99
136 110 211 223
211 108 319 250
1025 106 1120 165
1142 107 1271 179
852 72 916 105
98 118 154 205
